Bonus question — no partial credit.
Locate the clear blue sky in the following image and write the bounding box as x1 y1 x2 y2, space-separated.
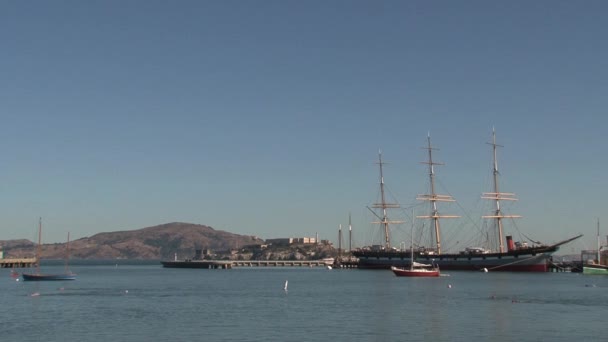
1 1 606 254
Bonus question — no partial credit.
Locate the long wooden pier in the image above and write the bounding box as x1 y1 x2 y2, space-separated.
0 258 37 268
161 259 334 269
231 260 330 267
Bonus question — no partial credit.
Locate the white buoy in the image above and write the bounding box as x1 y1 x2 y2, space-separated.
447 284 452 289
284 280 288 292
482 268 488 273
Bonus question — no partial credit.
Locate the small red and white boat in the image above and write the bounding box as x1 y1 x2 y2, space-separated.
391 262 440 277
391 207 441 277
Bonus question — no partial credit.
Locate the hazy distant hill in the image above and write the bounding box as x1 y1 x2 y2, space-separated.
0 239 35 255
0 222 264 260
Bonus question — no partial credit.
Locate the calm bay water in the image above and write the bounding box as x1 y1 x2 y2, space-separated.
1 263 607 341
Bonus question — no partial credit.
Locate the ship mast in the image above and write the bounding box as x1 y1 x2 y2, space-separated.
65 232 71 273
348 213 352 252
482 129 521 253
371 151 402 250
36 217 42 273
597 218 601 264
416 134 458 254
338 224 342 260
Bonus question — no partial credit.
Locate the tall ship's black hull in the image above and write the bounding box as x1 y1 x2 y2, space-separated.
353 246 562 272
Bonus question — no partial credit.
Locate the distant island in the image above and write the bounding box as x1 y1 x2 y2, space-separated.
0 222 338 261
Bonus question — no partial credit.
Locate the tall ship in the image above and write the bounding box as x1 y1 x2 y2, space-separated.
352 130 582 272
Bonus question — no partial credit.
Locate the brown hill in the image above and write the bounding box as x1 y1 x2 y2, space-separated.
0 222 263 260
0 239 35 257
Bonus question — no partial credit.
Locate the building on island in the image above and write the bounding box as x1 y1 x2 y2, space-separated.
266 237 332 246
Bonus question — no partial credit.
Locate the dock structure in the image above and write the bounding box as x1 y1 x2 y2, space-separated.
548 259 583 273
231 260 330 267
335 259 359 269
161 260 233 269
161 259 334 269
0 258 37 268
